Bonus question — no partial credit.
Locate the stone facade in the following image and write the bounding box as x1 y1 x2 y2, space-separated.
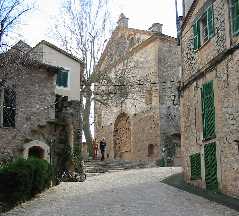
95 15 181 163
180 0 239 197
0 42 57 160
0 41 81 173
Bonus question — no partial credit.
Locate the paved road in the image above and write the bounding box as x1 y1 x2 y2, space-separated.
3 167 239 216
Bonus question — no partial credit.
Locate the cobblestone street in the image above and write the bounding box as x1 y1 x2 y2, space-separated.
3 167 239 216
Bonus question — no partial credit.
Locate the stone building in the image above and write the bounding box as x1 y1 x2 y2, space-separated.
95 14 181 163
0 40 83 171
180 0 239 197
0 41 57 162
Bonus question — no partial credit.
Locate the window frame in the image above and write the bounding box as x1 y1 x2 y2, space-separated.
193 5 214 51
56 68 70 89
230 0 239 35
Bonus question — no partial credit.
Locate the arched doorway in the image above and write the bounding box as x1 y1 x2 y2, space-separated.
113 113 131 159
23 140 50 162
28 146 45 159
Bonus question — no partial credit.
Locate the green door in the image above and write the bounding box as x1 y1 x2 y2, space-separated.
204 142 218 191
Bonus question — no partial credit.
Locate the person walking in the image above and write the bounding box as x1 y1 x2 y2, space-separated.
93 139 98 160
100 138 107 161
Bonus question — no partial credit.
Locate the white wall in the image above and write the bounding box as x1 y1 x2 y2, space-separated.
39 44 82 101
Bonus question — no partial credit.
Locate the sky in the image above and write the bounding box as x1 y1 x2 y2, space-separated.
17 0 183 47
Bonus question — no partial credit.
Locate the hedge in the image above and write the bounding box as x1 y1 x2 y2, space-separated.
0 157 52 205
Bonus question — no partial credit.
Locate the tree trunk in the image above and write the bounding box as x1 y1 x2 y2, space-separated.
74 93 84 156
83 87 93 157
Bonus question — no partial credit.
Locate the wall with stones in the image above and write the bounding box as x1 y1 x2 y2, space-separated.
0 59 56 160
181 0 227 82
181 0 239 197
158 39 181 165
95 27 181 162
95 37 160 161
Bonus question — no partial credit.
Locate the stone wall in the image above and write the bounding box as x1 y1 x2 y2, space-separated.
181 0 239 197
0 52 56 159
158 40 181 165
95 25 181 162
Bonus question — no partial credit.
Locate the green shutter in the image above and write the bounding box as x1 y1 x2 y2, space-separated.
56 71 62 86
193 20 201 50
201 81 215 140
62 70 68 87
204 142 218 191
190 153 201 180
56 69 68 87
207 6 214 38
232 0 239 34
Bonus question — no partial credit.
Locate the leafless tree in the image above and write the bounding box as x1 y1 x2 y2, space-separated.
52 0 151 157
0 0 31 50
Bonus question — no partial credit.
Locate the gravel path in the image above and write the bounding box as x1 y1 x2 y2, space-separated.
2 167 239 216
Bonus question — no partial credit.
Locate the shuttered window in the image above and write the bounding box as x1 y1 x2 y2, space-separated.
56 69 69 88
231 0 239 34
193 5 214 50
201 81 215 140
190 153 201 180
193 20 201 50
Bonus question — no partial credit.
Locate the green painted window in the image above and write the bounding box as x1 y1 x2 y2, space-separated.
201 81 215 140
193 5 214 50
190 153 201 180
56 69 69 88
231 0 239 34
193 20 201 50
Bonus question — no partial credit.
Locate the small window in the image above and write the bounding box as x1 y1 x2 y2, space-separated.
190 153 201 180
231 0 239 35
0 87 16 128
193 5 214 50
56 69 69 88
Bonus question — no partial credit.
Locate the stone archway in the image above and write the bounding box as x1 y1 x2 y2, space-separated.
113 113 131 159
23 140 50 162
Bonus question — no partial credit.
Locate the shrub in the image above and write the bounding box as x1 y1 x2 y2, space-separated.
0 157 52 206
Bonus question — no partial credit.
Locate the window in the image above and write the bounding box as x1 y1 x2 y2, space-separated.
231 0 239 34
190 153 201 180
0 87 16 128
193 5 214 50
56 69 69 88
201 80 215 140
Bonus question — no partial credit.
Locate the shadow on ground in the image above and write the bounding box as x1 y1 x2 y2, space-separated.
161 173 239 212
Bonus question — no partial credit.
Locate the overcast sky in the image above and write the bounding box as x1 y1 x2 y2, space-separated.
18 0 183 47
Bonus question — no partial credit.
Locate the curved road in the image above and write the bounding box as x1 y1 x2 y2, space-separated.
3 167 238 216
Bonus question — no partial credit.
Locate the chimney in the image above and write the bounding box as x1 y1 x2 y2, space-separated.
148 23 163 33
117 13 129 28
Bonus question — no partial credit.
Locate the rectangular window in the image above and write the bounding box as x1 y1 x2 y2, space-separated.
56 69 69 88
190 153 201 180
231 0 239 34
201 81 215 140
0 87 16 128
193 5 214 50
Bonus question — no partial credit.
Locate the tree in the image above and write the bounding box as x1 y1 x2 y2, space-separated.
52 0 111 156
0 0 31 50
53 1 147 157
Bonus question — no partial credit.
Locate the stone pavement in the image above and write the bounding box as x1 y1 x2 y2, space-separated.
3 167 239 216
